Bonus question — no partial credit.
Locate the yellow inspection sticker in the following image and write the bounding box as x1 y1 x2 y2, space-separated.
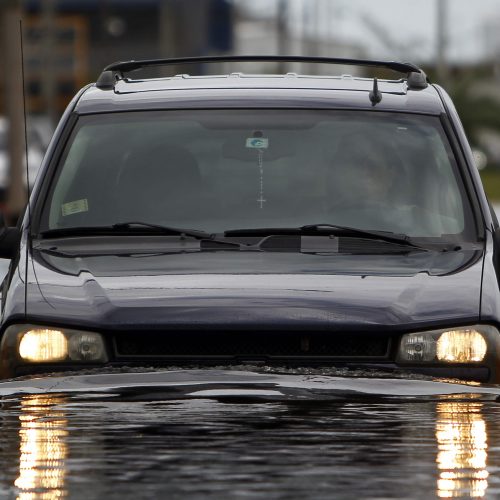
61 199 89 216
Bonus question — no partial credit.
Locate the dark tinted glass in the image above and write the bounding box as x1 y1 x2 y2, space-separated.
41 110 474 240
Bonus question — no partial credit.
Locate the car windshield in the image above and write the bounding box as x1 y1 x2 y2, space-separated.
39 110 475 241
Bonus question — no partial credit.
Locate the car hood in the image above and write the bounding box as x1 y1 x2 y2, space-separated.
26 247 484 331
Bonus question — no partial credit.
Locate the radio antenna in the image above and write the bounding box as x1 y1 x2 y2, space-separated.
19 19 31 316
19 20 31 223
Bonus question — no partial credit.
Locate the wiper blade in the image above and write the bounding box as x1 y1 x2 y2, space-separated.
40 222 215 241
114 222 245 248
40 222 213 239
111 222 215 240
300 224 421 248
39 226 122 238
40 222 243 249
225 224 424 249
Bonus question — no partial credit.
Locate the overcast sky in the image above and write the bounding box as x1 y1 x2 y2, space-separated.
240 0 500 63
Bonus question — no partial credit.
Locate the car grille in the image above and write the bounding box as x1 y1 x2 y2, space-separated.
113 331 391 360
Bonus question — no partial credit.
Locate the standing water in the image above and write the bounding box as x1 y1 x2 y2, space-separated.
0 369 499 499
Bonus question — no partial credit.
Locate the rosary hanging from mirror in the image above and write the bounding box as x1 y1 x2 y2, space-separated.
256 149 266 209
245 132 269 209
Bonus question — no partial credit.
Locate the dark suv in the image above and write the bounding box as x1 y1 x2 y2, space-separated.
0 56 498 382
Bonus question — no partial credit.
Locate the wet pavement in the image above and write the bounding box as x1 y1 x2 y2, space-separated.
0 368 500 499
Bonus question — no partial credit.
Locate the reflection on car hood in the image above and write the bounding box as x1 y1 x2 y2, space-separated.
27 248 483 331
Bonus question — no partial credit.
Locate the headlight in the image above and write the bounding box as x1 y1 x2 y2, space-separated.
436 330 487 362
19 329 68 362
2 325 108 364
397 326 493 364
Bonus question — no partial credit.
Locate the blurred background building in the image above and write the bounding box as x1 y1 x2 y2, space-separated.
1 0 500 219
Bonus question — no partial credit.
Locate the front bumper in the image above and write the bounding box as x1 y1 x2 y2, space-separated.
2 325 499 383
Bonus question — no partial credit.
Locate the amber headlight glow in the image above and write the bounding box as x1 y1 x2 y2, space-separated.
19 329 68 362
436 330 487 363
12 326 108 364
397 327 492 364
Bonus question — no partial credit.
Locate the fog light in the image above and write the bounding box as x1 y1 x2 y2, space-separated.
19 329 68 362
68 332 106 361
436 330 487 363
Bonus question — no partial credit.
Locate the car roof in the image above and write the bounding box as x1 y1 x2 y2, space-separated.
75 56 446 115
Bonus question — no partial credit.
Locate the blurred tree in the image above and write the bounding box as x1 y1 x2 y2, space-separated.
449 76 500 148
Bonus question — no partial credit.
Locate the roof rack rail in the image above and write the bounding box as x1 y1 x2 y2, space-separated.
95 55 429 91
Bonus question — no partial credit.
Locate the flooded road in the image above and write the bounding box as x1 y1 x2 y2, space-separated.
0 369 499 499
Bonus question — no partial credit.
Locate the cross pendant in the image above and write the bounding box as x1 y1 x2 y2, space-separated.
257 197 266 209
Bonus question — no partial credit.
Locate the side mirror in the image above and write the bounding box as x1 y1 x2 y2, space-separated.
0 214 21 260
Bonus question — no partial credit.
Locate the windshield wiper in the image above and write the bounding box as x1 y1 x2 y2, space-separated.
225 224 425 249
300 224 422 248
40 223 211 239
40 222 231 244
112 222 216 240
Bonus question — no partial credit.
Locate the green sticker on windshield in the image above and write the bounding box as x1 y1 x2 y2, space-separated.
246 137 269 149
62 199 88 217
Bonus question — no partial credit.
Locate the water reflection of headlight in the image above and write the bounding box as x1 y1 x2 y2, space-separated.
14 395 68 499
436 398 488 498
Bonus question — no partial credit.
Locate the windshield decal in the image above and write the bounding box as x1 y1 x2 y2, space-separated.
245 137 269 149
61 199 89 217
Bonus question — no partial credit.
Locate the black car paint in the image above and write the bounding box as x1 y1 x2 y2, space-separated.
1 72 500 380
15 245 482 331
